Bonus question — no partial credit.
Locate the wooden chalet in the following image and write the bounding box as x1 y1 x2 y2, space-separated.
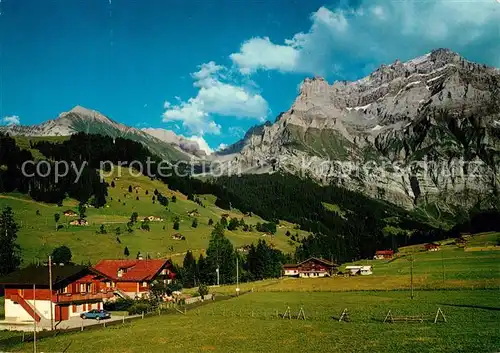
283 258 337 278
0 265 113 323
425 243 441 251
374 250 394 259
63 210 77 217
93 259 175 299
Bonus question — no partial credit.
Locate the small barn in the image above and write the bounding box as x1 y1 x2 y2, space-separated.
172 233 185 241
425 243 440 252
63 210 77 217
69 219 88 226
374 250 394 259
345 265 373 276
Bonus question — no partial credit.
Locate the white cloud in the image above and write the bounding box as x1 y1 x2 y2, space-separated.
230 37 299 74
163 61 268 135
230 1 500 76
186 135 213 155
2 115 20 126
216 143 228 152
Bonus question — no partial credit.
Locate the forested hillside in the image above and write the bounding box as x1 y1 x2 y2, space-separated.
2 132 499 264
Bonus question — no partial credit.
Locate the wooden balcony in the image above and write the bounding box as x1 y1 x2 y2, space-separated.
54 291 114 303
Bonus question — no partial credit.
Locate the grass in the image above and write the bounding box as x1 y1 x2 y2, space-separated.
0 166 307 265
1 290 499 352
185 242 500 295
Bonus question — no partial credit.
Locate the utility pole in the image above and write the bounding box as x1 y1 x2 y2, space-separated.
236 257 239 296
33 284 37 353
48 256 54 331
441 249 445 285
410 255 414 300
216 266 219 286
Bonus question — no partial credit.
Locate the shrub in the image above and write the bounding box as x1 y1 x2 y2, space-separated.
198 284 209 299
104 298 134 312
128 302 153 315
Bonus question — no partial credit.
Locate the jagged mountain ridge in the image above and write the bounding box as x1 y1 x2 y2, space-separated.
0 106 194 161
214 49 500 208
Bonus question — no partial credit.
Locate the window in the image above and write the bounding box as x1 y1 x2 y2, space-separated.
142 282 148 287
80 283 86 292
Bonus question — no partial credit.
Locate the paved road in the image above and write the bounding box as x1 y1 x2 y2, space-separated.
49 314 142 330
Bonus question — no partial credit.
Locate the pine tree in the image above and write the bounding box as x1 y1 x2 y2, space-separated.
130 212 138 223
197 254 209 284
141 219 150 231
54 213 60 230
205 223 235 285
51 245 72 264
182 250 197 288
220 216 228 228
191 218 198 228
128 185 133 192
0 206 21 275
78 202 86 219
171 195 177 203
173 221 180 230
227 217 239 231
111 180 115 188
124 246 130 257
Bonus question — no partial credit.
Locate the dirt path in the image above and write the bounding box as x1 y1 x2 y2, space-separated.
0 194 53 208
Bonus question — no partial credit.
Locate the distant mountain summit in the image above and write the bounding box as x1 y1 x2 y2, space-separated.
141 128 208 158
213 49 500 208
0 106 193 161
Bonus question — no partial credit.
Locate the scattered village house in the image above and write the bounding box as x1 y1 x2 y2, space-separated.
142 216 164 222
345 265 373 276
171 233 185 240
93 259 175 299
0 265 114 324
69 219 88 226
374 250 394 259
63 210 77 217
283 258 337 278
425 243 441 251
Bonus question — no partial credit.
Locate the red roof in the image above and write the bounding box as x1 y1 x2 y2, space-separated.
93 259 172 282
375 250 394 255
425 243 440 248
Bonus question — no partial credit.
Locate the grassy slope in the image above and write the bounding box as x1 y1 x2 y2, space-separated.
0 166 307 265
1 233 499 352
13 136 69 161
1 290 498 353
186 240 500 294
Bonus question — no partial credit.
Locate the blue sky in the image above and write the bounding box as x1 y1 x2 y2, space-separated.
1 0 499 153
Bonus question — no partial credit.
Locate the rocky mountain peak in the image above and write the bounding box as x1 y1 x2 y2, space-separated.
214 49 500 208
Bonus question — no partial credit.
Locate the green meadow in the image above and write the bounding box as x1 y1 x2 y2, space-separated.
0 166 307 265
1 290 499 353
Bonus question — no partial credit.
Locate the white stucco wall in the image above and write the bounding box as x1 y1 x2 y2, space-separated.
25 299 55 320
5 299 54 321
299 272 328 278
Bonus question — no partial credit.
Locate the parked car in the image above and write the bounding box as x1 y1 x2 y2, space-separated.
80 309 111 320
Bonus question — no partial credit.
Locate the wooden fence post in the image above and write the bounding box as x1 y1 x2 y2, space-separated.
142 311 144 319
